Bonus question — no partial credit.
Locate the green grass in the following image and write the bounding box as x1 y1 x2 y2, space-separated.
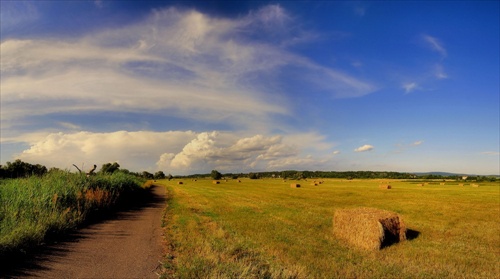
0 171 145 257
159 178 499 278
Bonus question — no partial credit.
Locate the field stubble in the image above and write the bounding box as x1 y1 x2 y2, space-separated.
159 178 499 278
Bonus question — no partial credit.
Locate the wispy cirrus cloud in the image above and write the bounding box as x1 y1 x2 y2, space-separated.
400 34 449 93
402 82 418 93
1 6 376 142
481 151 499 156
422 34 447 58
394 140 424 153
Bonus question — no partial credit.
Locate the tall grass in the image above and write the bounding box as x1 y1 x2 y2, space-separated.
159 178 499 278
0 171 144 257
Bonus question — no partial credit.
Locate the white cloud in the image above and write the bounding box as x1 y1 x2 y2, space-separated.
403 82 418 93
481 151 500 156
156 131 325 173
411 140 424 146
422 34 447 57
434 64 448 79
1 6 376 136
9 129 334 174
157 132 310 173
354 144 374 152
332 150 341 155
17 130 197 172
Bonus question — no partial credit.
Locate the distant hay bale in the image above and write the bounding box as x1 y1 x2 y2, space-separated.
333 208 406 250
417 184 424 186
459 183 464 186
311 182 318 186
440 182 445 185
379 184 392 189
290 183 300 188
213 180 220 184
283 180 287 182
472 184 479 187
177 181 183 185
238 180 241 183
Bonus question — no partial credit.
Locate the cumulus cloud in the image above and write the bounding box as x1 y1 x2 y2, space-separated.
156 131 323 173
332 150 341 155
17 131 197 171
354 144 374 152
12 130 332 174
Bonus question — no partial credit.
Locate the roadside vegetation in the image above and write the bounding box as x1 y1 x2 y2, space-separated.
0 166 146 259
159 178 499 278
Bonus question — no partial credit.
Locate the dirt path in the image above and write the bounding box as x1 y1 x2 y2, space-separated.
4 185 166 279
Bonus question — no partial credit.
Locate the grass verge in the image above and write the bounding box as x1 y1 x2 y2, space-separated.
0 171 146 260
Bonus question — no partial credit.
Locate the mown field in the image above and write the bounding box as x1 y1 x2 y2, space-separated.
159 178 499 279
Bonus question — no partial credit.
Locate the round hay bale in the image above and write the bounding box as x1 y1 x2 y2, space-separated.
333 207 406 250
290 183 300 188
212 180 220 184
177 181 183 185
379 184 392 189
472 184 479 187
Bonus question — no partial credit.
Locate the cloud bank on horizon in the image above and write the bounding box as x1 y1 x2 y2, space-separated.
1 1 499 175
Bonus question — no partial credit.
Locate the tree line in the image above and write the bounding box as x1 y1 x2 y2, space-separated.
1 160 497 182
0 160 171 180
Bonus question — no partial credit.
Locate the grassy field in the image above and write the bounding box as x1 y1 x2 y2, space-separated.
159 178 499 279
0 171 146 258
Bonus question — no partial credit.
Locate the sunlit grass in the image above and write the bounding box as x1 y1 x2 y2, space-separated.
159 178 499 278
0 171 145 257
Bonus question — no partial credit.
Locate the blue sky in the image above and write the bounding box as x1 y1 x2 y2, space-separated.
1 1 498 175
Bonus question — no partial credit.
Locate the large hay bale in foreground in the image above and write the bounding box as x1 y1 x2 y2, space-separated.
212 180 220 184
177 181 183 185
290 183 300 188
333 208 406 250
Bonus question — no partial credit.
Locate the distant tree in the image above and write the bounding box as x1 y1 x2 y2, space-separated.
142 171 154 179
167 174 173 180
1 159 47 178
154 171 166 179
100 162 120 174
211 170 222 180
248 173 259 179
